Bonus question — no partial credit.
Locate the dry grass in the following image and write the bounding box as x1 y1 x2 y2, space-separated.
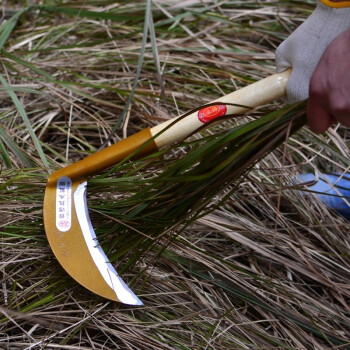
0 1 349 349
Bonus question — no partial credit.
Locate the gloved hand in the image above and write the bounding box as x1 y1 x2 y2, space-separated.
275 1 350 105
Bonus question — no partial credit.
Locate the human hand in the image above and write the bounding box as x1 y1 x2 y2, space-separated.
275 2 350 131
307 28 350 133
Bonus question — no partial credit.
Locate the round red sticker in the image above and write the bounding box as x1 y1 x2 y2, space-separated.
198 104 227 123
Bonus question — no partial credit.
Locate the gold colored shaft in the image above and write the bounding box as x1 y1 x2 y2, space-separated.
47 128 157 185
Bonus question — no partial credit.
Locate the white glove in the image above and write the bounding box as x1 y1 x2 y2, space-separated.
275 1 350 104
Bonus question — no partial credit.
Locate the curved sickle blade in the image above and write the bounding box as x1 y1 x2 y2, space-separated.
44 177 143 305
43 71 290 304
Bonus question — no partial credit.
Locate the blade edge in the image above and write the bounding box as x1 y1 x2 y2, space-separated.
73 182 143 306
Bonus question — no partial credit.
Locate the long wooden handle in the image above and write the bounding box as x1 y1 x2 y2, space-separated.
47 69 290 184
151 69 290 148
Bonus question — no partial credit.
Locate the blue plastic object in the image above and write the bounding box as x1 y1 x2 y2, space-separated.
297 173 350 220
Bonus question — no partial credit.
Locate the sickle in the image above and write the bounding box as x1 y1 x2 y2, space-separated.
43 69 291 305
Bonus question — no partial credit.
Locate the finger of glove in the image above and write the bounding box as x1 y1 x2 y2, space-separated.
275 42 291 74
276 35 319 104
275 17 323 103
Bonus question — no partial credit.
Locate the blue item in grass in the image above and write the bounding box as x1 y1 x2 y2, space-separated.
297 173 350 220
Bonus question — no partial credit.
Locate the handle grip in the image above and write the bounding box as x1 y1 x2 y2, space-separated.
151 69 291 148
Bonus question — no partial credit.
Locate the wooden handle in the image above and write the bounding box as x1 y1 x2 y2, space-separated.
151 69 291 148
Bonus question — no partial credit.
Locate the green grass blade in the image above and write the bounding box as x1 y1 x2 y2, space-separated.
33 5 142 22
148 8 168 109
1 50 56 82
0 124 35 168
0 74 49 169
0 138 12 168
108 0 152 133
0 8 27 50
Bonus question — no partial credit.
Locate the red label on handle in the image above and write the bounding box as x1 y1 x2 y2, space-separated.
198 104 227 123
